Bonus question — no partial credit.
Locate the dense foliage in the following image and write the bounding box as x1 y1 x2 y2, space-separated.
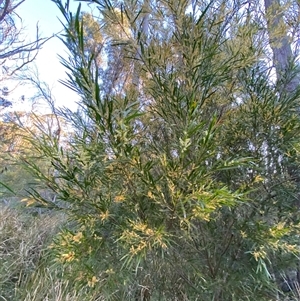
2 0 300 300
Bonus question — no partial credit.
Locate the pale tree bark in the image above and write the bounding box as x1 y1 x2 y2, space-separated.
264 0 300 295
264 0 300 184
264 0 299 93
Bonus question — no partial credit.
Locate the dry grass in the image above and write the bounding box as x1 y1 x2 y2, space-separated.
0 204 104 301
20 267 104 301
0 204 61 300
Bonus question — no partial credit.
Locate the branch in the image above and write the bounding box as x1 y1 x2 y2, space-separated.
0 26 52 60
21 68 62 141
0 0 10 23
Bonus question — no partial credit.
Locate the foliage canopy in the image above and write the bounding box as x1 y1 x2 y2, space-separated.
18 0 300 300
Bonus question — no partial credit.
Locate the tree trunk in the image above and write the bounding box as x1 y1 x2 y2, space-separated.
264 0 300 295
264 0 299 93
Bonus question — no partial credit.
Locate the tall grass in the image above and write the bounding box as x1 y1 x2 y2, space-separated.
0 204 59 300
20 266 104 301
0 204 104 301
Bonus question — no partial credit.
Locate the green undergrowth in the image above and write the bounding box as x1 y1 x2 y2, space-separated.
1 203 300 300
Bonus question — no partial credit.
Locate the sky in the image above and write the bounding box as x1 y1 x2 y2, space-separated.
14 0 91 111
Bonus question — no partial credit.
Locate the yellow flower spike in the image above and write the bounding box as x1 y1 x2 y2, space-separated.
240 231 247 238
100 210 109 221
21 198 36 206
132 222 147 232
61 251 75 262
73 232 83 243
147 191 154 199
253 175 264 183
114 195 125 202
105 268 115 275
130 245 138 255
137 241 147 251
88 276 98 288
161 241 167 249
145 228 154 236
252 248 267 261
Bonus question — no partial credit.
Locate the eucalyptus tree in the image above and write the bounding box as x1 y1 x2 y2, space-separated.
20 0 300 300
263 0 299 93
